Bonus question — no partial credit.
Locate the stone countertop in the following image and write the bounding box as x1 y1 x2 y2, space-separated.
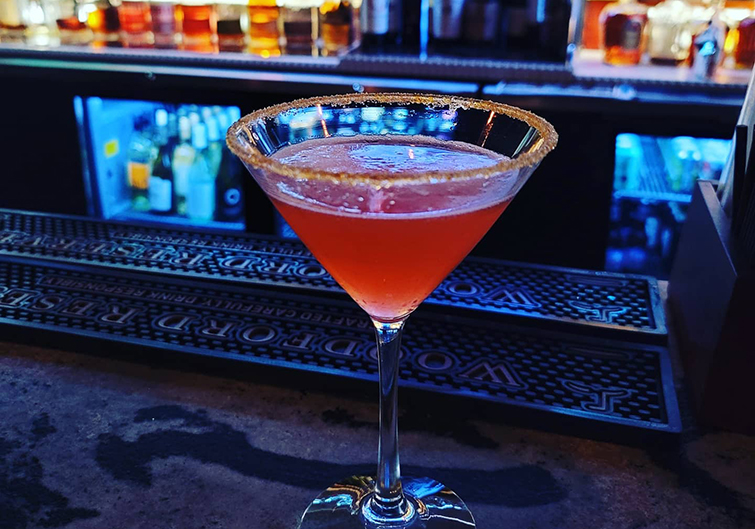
1 312 754 528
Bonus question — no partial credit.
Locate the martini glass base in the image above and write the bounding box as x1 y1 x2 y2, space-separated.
298 476 476 529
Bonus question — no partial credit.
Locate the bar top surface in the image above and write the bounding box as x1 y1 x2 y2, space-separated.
0 287 753 529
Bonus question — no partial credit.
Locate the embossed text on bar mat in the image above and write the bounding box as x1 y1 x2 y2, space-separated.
0 210 665 340
0 257 680 433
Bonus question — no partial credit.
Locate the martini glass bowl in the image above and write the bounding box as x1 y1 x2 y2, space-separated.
227 93 557 529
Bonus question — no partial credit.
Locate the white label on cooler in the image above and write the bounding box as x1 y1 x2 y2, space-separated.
149 177 173 212
187 181 216 221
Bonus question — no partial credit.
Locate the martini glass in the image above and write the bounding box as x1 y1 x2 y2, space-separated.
227 93 557 529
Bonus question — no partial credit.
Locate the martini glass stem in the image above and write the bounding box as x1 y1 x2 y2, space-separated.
368 319 412 522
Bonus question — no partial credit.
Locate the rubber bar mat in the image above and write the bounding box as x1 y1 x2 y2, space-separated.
0 257 680 434
0 210 666 343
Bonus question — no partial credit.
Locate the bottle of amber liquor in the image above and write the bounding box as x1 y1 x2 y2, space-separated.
217 0 247 52
118 0 154 47
319 0 357 56
247 0 281 56
600 0 648 65
180 0 218 52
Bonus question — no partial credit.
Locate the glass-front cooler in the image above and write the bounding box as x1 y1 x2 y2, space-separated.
606 133 731 278
75 96 245 230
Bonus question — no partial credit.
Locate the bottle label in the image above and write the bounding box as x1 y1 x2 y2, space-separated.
433 0 464 40
149 176 173 212
362 0 390 35
127 162 150 190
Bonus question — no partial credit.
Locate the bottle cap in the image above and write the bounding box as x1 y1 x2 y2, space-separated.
189 112 201 127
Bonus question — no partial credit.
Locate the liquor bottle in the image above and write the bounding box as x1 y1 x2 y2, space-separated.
151 0 181 48
280 0 320 55
692 18 724 79
149 109 175 214
247 0 281 56
172 116 196 216
186 123 217 221
85 0 121 47
189 110 201 127
319 0 356 56
360 0 401 52
181 0 217 52
56 0 93 45
217 0 247 51
126 116 156 213
462 0 499 46
646 0 693 64
205 116 224 176
0 0 24 42
24 0 56 46
432 0 465 53
600 0 648 65
118 0 153 47
736 13 755 68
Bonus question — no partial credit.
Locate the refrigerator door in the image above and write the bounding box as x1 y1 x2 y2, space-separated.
76 96 245 231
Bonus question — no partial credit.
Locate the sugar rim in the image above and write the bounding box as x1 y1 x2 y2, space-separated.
226 92 558 186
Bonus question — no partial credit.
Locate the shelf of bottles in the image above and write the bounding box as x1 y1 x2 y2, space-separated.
0 0 569 62
77 97 245 230
580 0 755 81
606 132 730 277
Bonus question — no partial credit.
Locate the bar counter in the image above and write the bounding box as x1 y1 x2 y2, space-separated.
1 287 753 529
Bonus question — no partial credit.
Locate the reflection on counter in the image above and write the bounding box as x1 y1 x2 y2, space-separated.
606 132 730 278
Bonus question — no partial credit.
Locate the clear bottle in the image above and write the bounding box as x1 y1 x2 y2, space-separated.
186 123 217 221
180 0 217 52
319 0 356 56
217 0 247 51
205 116 224 176
692 14 725 79
646 0 693 64
600 0 648 65
150 109 175 214
151 0 181 48
247 0 281 56
25 0 56 46
280 0 320 55
172 116 196 216
127 115 156 213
